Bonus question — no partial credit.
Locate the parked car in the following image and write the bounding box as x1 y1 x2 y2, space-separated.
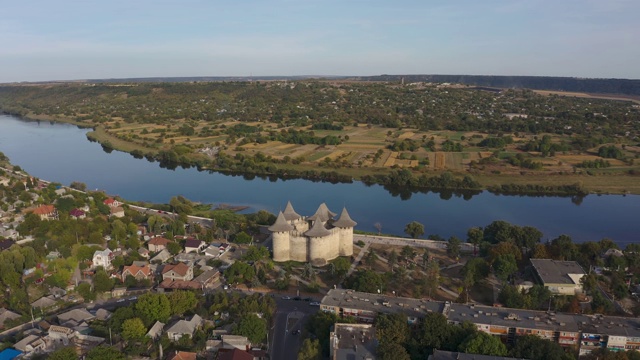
309 302 320 306
117 298 126 303
293 296 302 301
281 296 291 300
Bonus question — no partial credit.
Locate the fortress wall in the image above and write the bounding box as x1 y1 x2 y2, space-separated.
289 236 309 262
338 227 354 256
292 219 309 233
310 232 340 264
272 232 290 262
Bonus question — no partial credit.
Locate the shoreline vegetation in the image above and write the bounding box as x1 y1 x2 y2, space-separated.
1 80 639 196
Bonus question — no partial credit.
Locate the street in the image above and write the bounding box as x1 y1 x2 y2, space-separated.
270 297 320 360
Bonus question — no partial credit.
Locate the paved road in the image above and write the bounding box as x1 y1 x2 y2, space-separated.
270 297 320 360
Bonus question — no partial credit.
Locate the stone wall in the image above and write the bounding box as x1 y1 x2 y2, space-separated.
272 232 290 262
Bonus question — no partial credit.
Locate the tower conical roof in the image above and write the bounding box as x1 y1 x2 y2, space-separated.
307 203 336 222
268 212 294 232
305 219 331 238
282 201 301 221
333 207 357 228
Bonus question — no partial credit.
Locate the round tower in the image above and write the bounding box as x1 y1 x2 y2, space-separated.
305 219 332 266
269 212 293 262
333 207 357 257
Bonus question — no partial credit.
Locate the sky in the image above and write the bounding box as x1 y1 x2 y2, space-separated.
1 0 639 82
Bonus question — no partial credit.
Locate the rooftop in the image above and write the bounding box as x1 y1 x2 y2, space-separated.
530 259 586 285
430 350 527 360
332 207 357 228
305 218 332 238
282 201 301 221
268 212 294 232
331 323 377 360
308 202 336 222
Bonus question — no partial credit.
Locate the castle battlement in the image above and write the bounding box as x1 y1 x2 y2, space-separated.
269 202 356 265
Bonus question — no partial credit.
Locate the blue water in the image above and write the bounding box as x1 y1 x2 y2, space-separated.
0 115 638 245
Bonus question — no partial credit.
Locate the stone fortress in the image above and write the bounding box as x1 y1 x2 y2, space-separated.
268 202 356 265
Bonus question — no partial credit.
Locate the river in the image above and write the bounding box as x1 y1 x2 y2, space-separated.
0 114 638 246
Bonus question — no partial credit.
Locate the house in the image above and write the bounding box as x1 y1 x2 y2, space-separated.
221 335 251 350
166 314 202 341
162 263 194 281
184 239 206 253
46 251 61 261
32 205 57 220
95 308 112 321
31 296 57 311
13 335 46 356
121 264 152 282
148 237 172 252
194 269 220 289
48 325 75 346
138 247 150 258
530 259 586 295
69 208 86 220
158 279 202 291
168 351 197 360
329 323 376 360
110 206 125 218
49 286 67 298
218 348 257 360
57 308 95 327
151 249 172 263
92 249 114 270
103 198 121 208
146 321 164 340
112 287 127 298
603 248 624 258
0 308 21 328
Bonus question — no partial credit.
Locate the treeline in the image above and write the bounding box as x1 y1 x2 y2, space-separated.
487 183 588 196
577 159 611 168
357 74 640 96
362 169 481 190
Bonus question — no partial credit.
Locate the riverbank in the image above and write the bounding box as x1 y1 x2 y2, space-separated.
4 110 640 195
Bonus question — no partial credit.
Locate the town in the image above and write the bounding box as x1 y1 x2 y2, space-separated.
0 151 639 360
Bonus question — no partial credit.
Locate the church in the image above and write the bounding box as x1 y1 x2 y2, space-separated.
268 202 356 265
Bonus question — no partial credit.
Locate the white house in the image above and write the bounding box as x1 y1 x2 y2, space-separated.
166 314 202 341
92 249 114 270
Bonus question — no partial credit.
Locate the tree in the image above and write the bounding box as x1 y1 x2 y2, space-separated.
400 245 416 263
404 221 425 238
298 338 321 360
331 257 351 277
424 260 440 297
498 285 525 308
509 335 573 360
77 282 96 301
467 227 483 254
243 245 270 261
167 241 182 255
388 250 398 269
459 331 507 356
494 253 518 282
86 345 126 360
375 313 409 345
374 222 382 235
135 293 171 325
48 347 78 360
447 236 462 259
234 313 267 344
94 269 114 293
377 341 411 360
122 317 146 341
168 291 198 316
365 249 378 267
234 231 252 244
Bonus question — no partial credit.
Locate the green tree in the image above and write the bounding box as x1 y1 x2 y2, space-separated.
459 331 507 356
298 338 321 360
243 245 270 261
234 231 252 244
122 317 146 341
494 253 518 282
330 257 351 277
86 345 126 360
375 313 409 345
167 241 182 255
48 347 78 360
404 221 425 238
378 341 411 360
447 236 462 259
509 335 574 360
168 291 198 316
467 227 484 253
234 313 267 344
77 282 96 301
94 269 114 293
135 293 171 325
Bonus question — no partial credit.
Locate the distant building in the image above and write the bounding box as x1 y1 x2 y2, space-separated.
269 202 356 265
162 263 194 281
32 205 57 220
148 237 172 252
184 239 206 253
429 350 526 360
166 314 202 342
530 259 586 295
121 264 152 282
